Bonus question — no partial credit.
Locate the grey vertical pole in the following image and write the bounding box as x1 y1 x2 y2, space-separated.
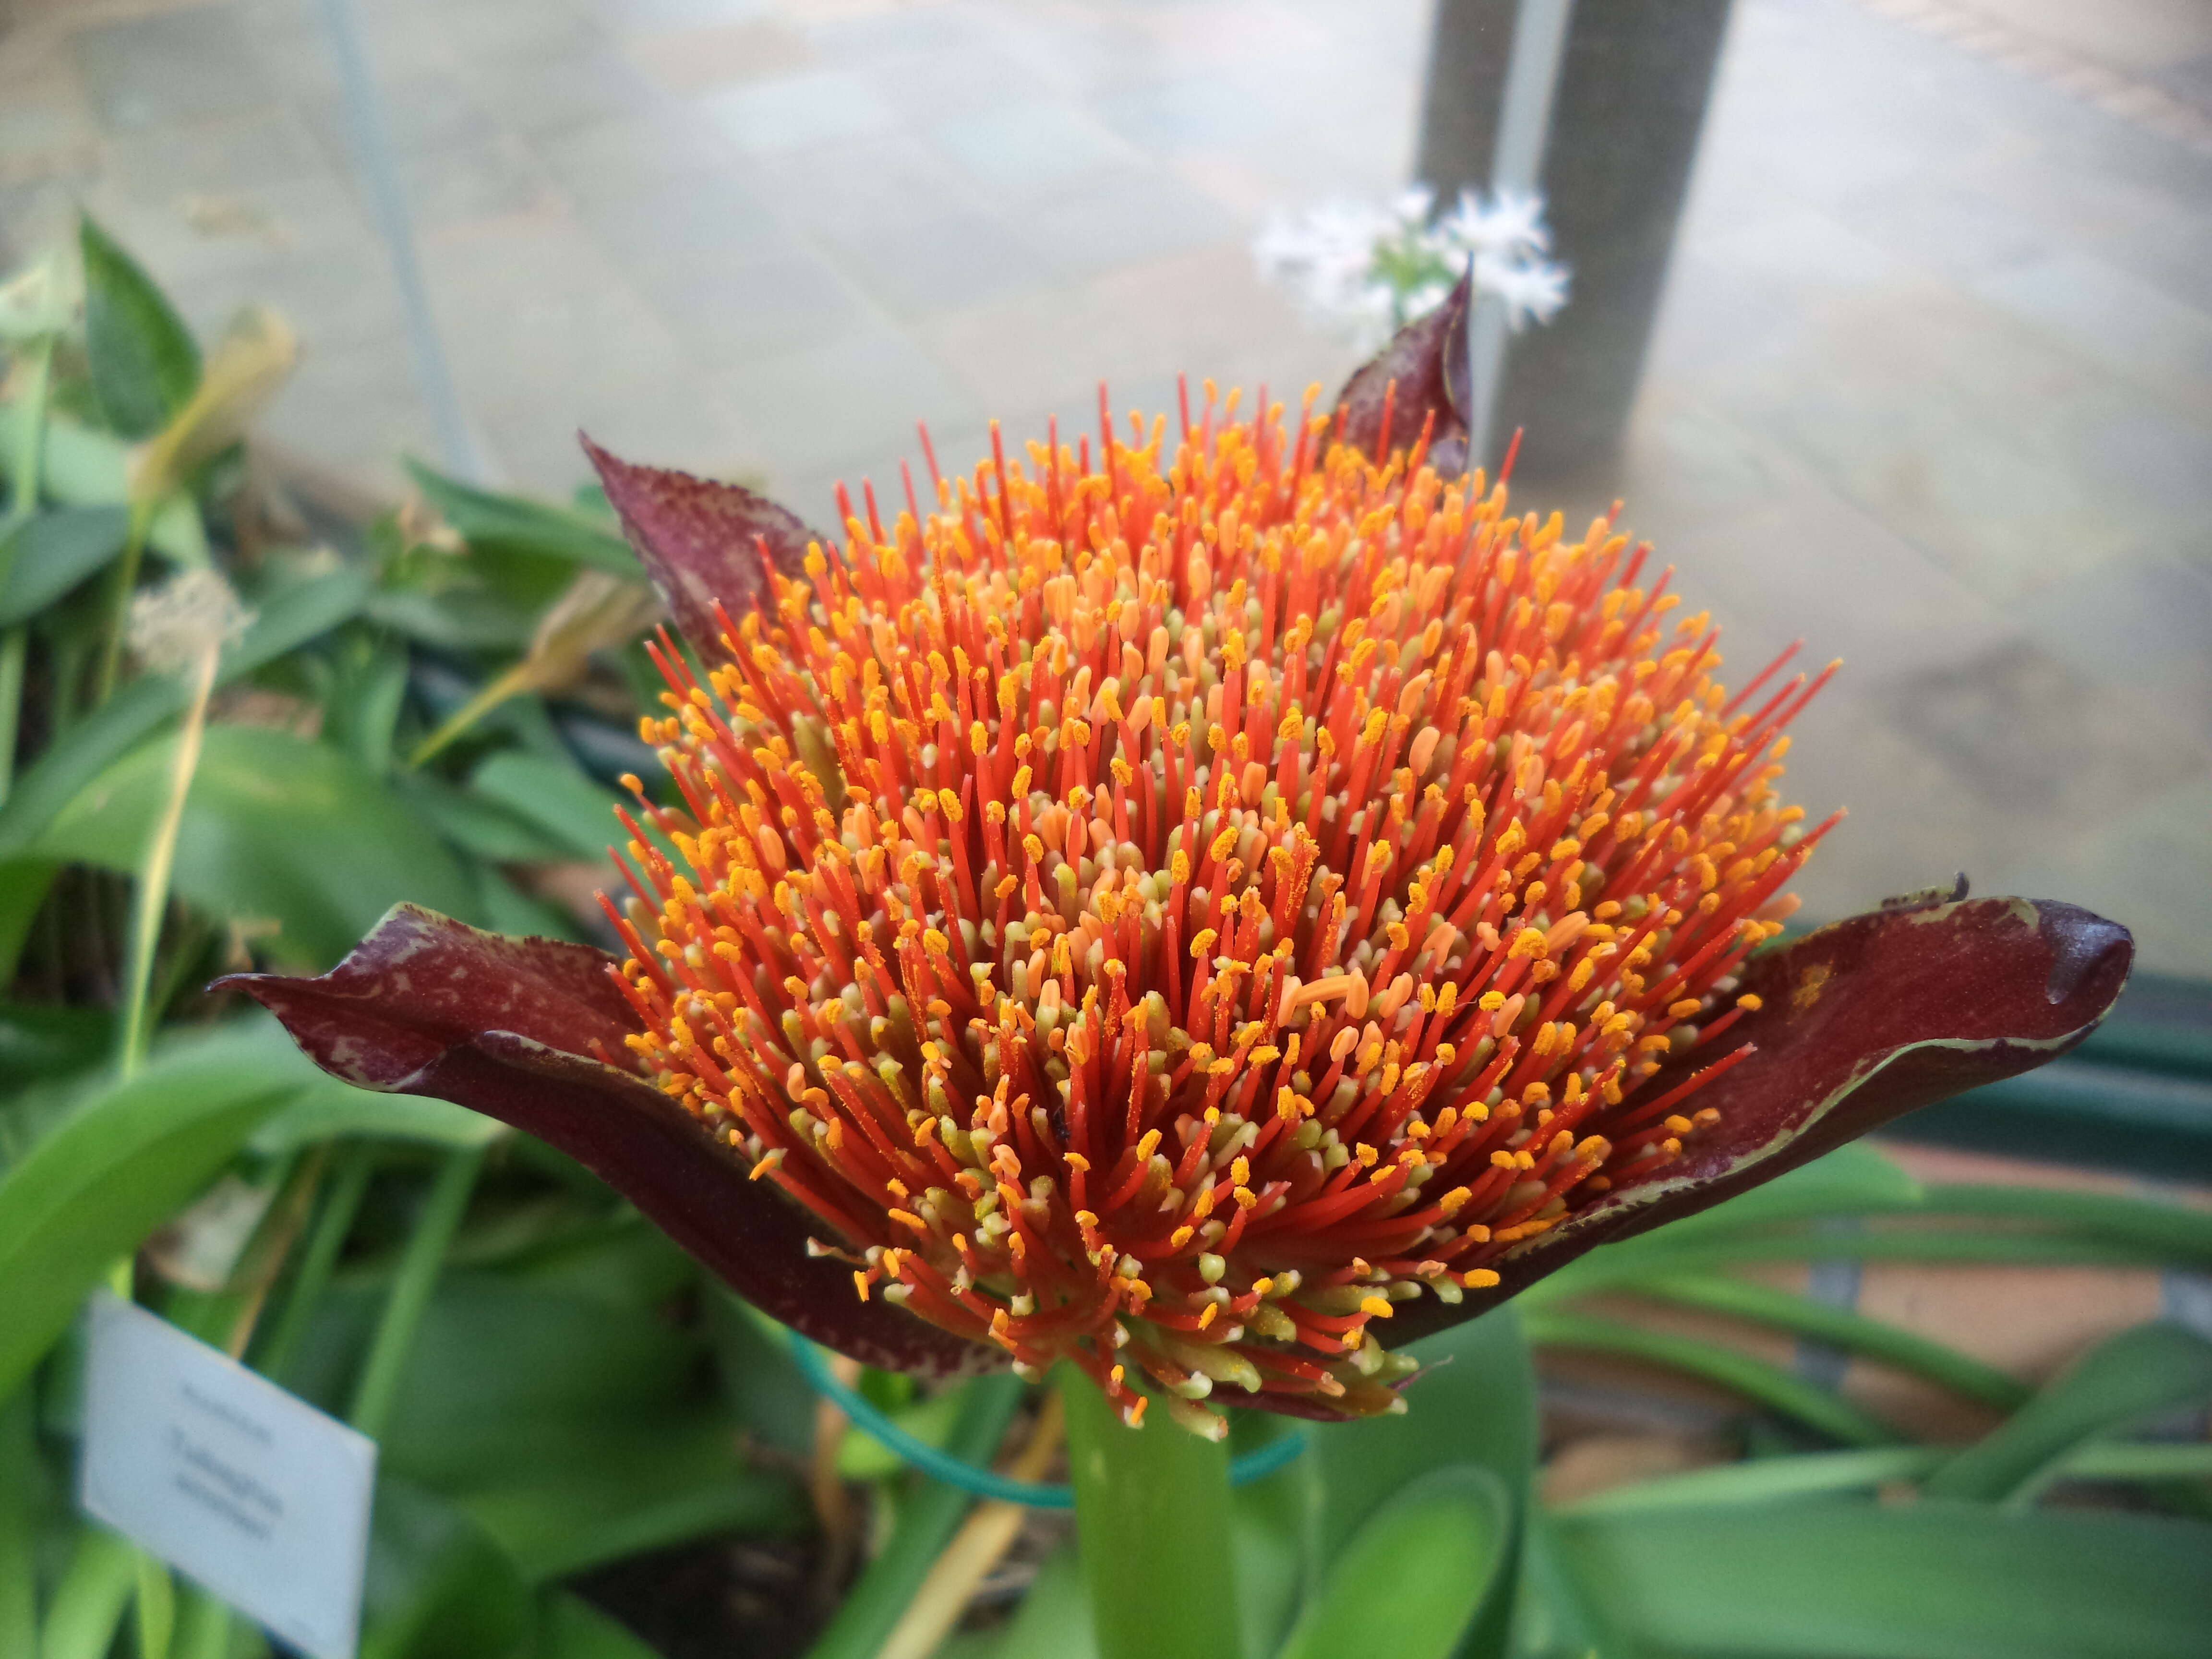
1466 0 1575 471
315 0 493 482
1418 0 1738 479
1414 0 1515 193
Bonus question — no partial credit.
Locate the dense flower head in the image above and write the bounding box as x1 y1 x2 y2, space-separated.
598 385 1838 1433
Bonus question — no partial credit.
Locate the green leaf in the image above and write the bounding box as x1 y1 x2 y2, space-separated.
1924 1322 2212 1503
704 1288 817 1457
0 1387 40 1659
0 1019 313 1400
320 636 410 777
1309 1307 1537 1659
1551 1438 2209 1520
459 1420 800 1583
1527 1155 2212 1308
1643 1142 1923 1238
0 857 57 987
363 581 539 654
394 771 577 864
1229 1414 1311 1659
1556 1446 1945 1515
79 216 200 441
405 460 638 575
1919 1185 2212 1265
1549 1500 2212 1659
0 565 370 857
0 406 203 563
359 1477 533 1659
1626 1276 2031 1412
35 723 479 968
1313 1307 1538 1558
471 863 593 945
539 1594 660 1659
0 506 128 625
170 1584 233 1659
1278 1467 1511 1659
1522 1227 2180 1304
1899 1048 2212 1187
1520 1309 1903 1446
497 1214 695 1309
249 1087 502 1156
0 1056 92 1177
2063 1441 2212 1482
0 999 109 1091
287 1276 733 1492
1510 1511 1609 1659
469 749 623 860
38 1525 138 1659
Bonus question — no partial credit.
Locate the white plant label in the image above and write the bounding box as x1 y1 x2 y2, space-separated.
81 1293 377 1659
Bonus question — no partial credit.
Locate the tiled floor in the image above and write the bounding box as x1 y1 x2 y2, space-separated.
3 0 2208 974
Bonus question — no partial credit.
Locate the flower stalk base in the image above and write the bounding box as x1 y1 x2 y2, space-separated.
1061 1366 1240 1659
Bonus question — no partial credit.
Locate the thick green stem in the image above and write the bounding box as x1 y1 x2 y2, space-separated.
347 1147 483 1440
1062 1368 1240 1659
114 643 218 1078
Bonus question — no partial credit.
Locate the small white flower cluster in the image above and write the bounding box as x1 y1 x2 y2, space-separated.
128 569 254 677
1254 185 1570 351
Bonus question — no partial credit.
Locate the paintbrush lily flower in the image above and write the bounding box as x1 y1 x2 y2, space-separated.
225 278 2130 1432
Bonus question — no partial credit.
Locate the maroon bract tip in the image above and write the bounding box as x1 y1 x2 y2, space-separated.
1334 267 1473 474
1382 894 2133 1346
217 905 1003 1379
581 433 826 660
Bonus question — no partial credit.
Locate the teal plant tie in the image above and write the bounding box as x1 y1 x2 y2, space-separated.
787 1336 1306 1508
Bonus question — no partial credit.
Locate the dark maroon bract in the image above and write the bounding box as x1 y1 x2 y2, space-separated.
226 893 2128 1406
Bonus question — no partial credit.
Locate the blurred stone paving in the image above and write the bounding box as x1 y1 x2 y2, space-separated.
1 0 2208 975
